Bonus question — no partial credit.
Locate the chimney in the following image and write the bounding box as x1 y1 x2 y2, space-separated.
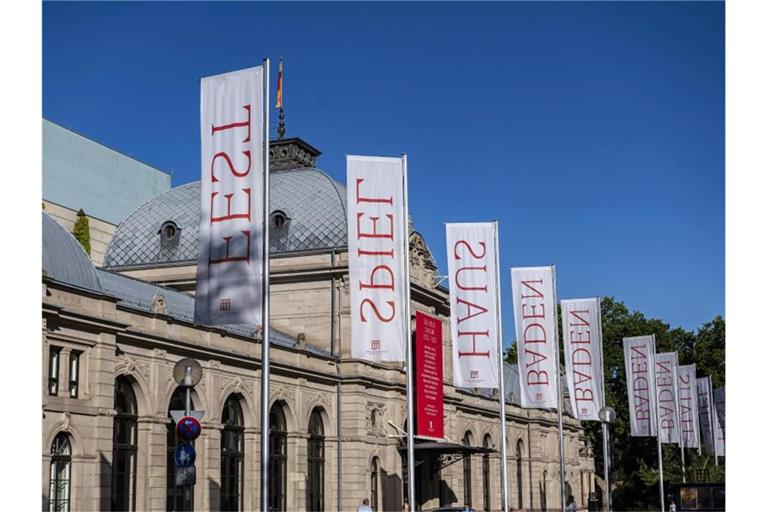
269 138 321 171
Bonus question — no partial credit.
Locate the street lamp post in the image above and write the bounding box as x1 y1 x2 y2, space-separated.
172 358 204 510
598 406 616 512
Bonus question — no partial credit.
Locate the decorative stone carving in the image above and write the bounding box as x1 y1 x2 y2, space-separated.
367 402 387 435
271 384 296 414
409 231 438 289
151 294 167 315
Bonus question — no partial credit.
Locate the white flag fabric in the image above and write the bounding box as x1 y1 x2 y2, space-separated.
654 352 680 444
623 336 657 437
696 377 715 454
346 156 408 361
195 66 265 327
676 364 700 449
446 223 500 388
511 266 559 409
713 386 725 456
560 298 605 420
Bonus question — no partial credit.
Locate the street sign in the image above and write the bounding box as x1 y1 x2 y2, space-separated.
174 464 196 487
176 416 202 441
170 410 205 424
174 442 196 468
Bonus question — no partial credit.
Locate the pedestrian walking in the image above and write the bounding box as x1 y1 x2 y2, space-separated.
356 498 373 512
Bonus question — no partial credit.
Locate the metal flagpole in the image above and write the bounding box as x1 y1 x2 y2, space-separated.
259 57 271 512
596 298 612 512
492 222 510 512
551 266 567 512
652 336 665 512
710 379 718 467
402 154 416 512
602 423 611 512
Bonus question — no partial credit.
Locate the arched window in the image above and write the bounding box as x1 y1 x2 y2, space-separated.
112 377 138 510
307 408 325 512
516 440 525 510
370 458 380 512
221 395 245 511
462 432 473 507
166 387 194 511
482 435 492 512
541 471 548 512
49 433 72 512
268 403 287 512
112 376 138 511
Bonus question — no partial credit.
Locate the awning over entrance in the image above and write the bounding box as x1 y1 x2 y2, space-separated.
397 440 495 456
397 438 496 473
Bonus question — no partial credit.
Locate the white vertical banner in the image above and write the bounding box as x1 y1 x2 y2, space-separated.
676 364 700 449
713 386 725 456
696 377 715 454
654 352 680 444
195 66 265 327
623 336 658 437
446 223 500 388
560 298 605 420
346 155 408 361
511 266 559 409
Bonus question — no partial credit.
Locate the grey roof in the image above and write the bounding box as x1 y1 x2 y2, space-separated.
43 211 328 355
104 168 348 268
95 268 329 355
42 212 102 292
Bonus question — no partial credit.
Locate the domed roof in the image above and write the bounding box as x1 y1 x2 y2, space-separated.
42 211 101 291
104 168 348 268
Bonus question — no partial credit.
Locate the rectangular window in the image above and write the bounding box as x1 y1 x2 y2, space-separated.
49 347 61 396
69 351 81 398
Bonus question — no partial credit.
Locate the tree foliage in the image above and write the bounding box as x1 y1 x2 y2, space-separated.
73 209 91 255
504 297 725 509
586 298 725 510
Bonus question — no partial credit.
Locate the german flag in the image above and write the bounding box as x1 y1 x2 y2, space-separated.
275 58 283 109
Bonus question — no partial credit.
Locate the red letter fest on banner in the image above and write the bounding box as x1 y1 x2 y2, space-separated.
195 66 264 327
415 312 444 438
346 156 408 362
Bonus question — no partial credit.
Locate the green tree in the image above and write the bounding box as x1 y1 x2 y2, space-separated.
583 298 725 510
73 209 91 255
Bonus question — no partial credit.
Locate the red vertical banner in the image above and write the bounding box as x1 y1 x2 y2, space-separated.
415 311 444 438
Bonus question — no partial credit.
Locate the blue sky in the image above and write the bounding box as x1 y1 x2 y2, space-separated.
43 1 724 338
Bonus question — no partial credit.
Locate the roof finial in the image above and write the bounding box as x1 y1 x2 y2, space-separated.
276 57 286 139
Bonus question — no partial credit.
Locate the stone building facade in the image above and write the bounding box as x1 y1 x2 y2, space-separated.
42 139 596 512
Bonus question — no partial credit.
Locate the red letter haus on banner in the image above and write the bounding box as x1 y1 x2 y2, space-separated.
446 223 501 389
195 66 265 327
